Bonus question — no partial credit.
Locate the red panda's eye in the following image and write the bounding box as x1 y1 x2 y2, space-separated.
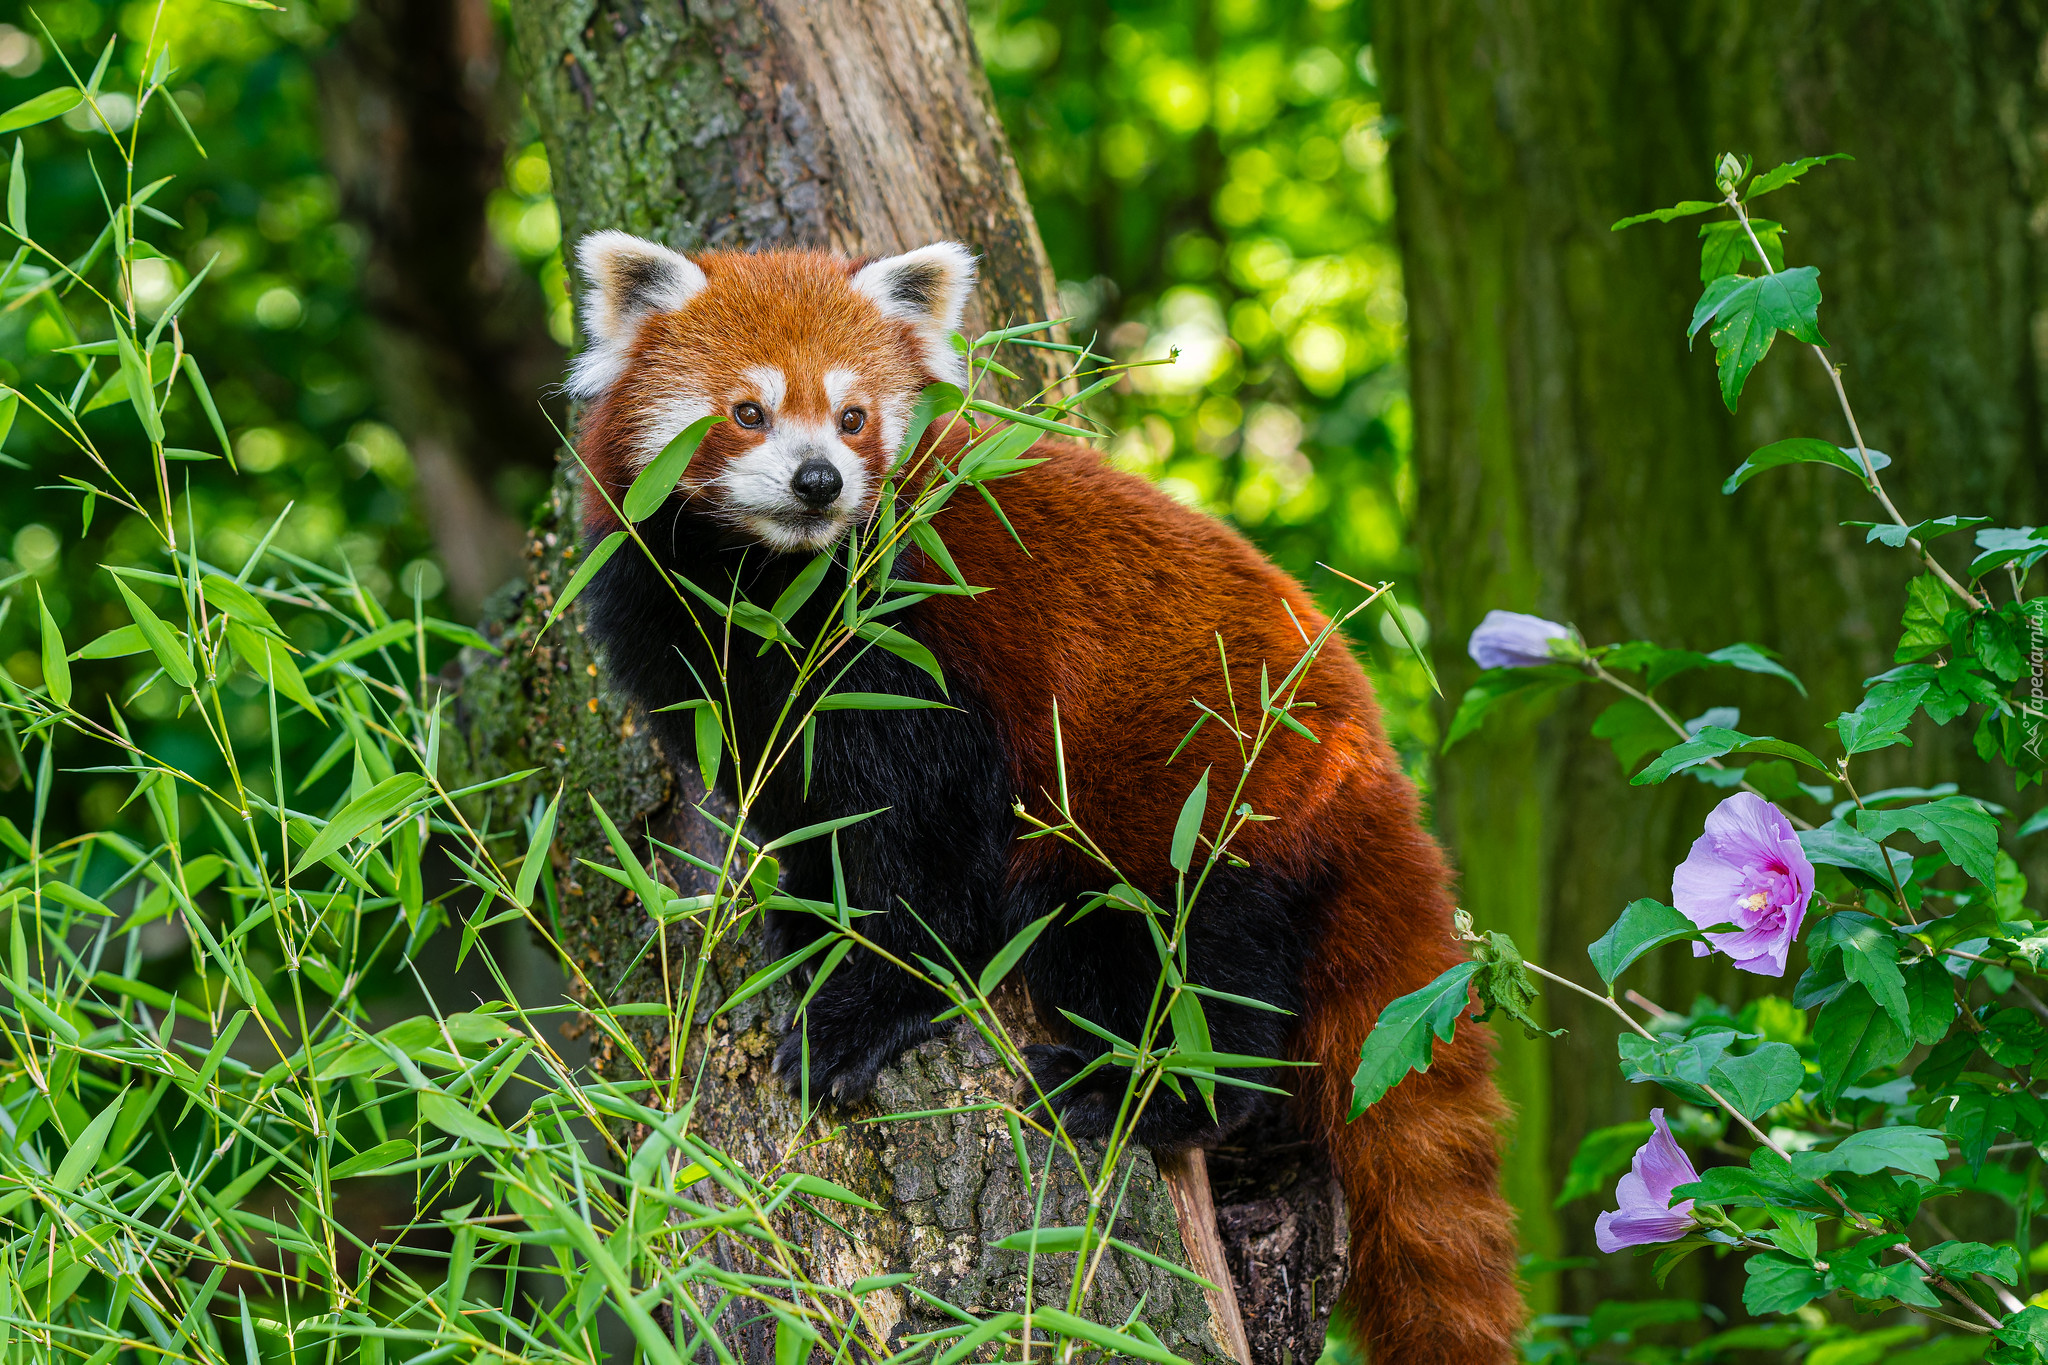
733 402 765 429
840 408 865 435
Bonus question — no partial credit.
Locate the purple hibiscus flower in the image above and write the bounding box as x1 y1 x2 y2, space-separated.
1467 610 1574 670
1595 1108 1701 1253
1672 792 1814 977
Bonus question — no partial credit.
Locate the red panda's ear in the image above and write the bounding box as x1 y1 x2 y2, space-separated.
850 242 977 386
568 231 707 397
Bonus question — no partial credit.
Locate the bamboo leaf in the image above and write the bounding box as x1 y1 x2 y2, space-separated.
623 415 721 522
540 530 626 637
36 586 68 707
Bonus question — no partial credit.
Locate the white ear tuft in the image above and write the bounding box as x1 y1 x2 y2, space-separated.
567 231 707 398
851 242 978 386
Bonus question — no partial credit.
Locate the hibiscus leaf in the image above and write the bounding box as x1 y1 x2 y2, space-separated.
1798 824 1913 887
1611 199 1721 230
1703 642 1806 696
1468 931 1562 1040
1633 726 1828 785
1689 267 1826 412
1790 1126 1946 1182
1722 438 1890 495
1348 961 1478 1117
1808 912 1910 1035
1588 898 1700 986
1442 664 1585 752
1901 960 1956 1047
1745 153 1852 199
1927 1240 2020 1288
1855 796 2000 888
1709 1042 1804 1120
1813 985 1910 1112
1743 1252 1828 1315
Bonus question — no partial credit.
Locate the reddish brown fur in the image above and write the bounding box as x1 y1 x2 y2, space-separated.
577 248 1524 1362
908 444 1523 1361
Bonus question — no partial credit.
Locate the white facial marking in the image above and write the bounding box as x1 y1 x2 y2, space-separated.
877 393 914 462
629 393 715 470
714 416 873 552
825 368 860 410
741 365 787 413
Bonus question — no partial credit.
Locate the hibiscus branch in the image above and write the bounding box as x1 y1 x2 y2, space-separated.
1585 660 1816 830
1722 188 1986 612
1522 957 2006 1331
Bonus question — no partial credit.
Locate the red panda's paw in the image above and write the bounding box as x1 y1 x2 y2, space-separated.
772 1022 887 1105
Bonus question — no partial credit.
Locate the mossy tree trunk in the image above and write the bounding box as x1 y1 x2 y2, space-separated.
445 3 1338 1361
1379 0 2048 1319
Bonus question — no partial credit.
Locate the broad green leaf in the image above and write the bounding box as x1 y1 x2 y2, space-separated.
623 414 721 522
1814 985 1910 1110
1611 200 1720 230
1710 1042 1804 1119
1745 152 1852 199
516 788 562 907
1633 726 1827 785
1588 899 1700 985
540 530 627 637
36 587 68 707
1443 664 1585 751
1697 217 1783 280
1810 912 1910 1034
1790 1126 1946 1182
1169 767 1210 874
1688 267 1826 412
1704 642 1806 696
293 772 428 872
1901 960 1954 1046
1925 1240 2019 1286
1721 438 1890 495
1856 796 2000 887
1590 699 1674 775
1850 514 1988 549
1348 960 1478 1116
978 911 1054 996
1743 1252 1828 1316
111 577 195 688
0 87 83 135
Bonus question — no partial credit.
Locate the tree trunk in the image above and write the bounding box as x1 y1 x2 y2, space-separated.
318 0 568 614
446 3 1342 1360
1380 0 2048 1318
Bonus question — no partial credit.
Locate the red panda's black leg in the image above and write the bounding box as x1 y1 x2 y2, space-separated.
1020 871 1307 1146
772 950 958 1102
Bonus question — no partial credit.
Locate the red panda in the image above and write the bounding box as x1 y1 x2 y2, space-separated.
568 230 1522 1365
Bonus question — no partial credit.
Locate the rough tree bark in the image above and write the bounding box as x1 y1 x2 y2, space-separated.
445 4 1346 1362
318 0 567 612
1380 0 2048 1318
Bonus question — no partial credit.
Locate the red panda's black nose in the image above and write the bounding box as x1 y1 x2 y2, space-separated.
790 459 843 508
